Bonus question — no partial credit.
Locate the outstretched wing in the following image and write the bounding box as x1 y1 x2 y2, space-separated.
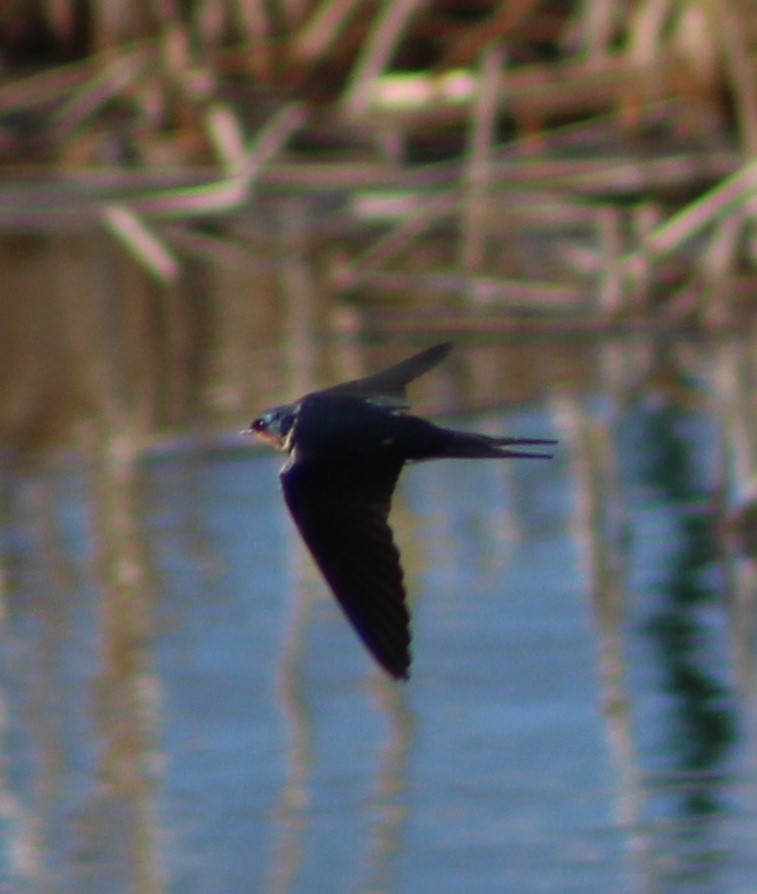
320 342 452 409
281 457 411 679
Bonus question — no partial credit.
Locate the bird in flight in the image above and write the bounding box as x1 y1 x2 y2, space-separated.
246 342 555 680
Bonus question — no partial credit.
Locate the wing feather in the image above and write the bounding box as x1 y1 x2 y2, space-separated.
281 458 411 679
319 342 452 408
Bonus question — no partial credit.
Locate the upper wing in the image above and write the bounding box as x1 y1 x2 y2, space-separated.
281 457 411 679
319 342 452 409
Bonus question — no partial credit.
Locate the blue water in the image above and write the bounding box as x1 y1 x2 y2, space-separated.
1 396 755 894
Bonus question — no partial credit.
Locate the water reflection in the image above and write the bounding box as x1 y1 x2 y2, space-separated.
624 387 740 892
1 335 757 894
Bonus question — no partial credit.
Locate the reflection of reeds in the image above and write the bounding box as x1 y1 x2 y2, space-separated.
90 443 165 894
711 335 757 688
360 676 413 894
0 473 68 891
266 534 314 894
554 390 638 827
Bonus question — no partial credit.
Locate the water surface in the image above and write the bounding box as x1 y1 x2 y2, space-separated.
1 340 756 894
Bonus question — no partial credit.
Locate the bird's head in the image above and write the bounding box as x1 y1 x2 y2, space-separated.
246 405 296 451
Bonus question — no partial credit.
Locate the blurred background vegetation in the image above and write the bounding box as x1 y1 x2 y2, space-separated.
0 0 755 452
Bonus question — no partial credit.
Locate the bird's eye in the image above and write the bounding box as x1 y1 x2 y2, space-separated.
251 417 265 431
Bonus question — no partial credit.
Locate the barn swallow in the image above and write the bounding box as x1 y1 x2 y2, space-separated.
246 342 555 680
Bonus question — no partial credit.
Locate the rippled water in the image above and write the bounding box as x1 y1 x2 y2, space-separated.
2 352 757 894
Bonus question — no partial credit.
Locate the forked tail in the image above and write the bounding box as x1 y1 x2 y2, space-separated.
441 431 557 460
